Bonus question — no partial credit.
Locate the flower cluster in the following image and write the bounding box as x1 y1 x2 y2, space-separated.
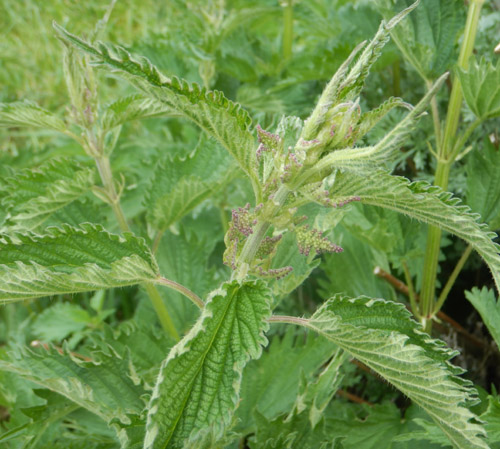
295 225 343 257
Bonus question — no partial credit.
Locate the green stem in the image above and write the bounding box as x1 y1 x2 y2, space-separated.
449 118 482 161
425 79 442 148
402 261 420 319
268 314 309 326
156 277 204 309
282 0 294 60
95 156 179 340
419 0 483 332
144 283 180 340
392 61 401 97
433 244 473 315
234 185 290 280
152 229 165 255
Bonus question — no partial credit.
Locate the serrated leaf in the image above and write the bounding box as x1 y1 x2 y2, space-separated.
326 170 500 296
0 343 145 424
0 101 67 132
466 140 500 229
457 57 500 120
101 94 173 130
144 280 271 449
465 287 500 351
1 158 95 232
306 295 488 449
53 23 259 192
481 395 500 446
146 136 234 230
376 0 465 80
0 223 159 302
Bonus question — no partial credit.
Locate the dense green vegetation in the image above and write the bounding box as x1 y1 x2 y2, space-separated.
0 0 500 448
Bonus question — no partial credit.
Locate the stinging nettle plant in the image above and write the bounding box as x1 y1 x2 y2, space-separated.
0 1 499 448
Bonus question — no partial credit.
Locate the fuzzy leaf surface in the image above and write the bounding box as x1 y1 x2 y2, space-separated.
144 280 271 449
0 343 145 424
54 24 259 190
0 101 67 132
326 170 500 295
457 58 500 120
0 223 159 302
307 295 488 449
146 137 234 230
1 158 95 232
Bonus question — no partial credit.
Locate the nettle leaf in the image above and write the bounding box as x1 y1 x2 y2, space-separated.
0 158 95 232
101 94 173 130
306 295 488 449
376 0 465 80
457 58 500 120
466 139 500 229
0 101 67 132
144 280 271 449
146 136 234 231
0 342 145 424
327 170 500 296
465 287 500 351
0 223 159 302
54 23 259 192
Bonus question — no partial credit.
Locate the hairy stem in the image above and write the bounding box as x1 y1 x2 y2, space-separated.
419 0 483 331
156 277 204 309
144 283 180 340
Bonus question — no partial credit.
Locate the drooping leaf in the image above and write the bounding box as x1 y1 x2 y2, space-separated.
466 139 500 230
325 170 500 296
457 57 500 120
53 23 259 192
301 295 488 449
145 136 234 231
0 158 95 232
144 280 271 449
0 223 159 302
465 287 500 351
376 0 465 80
0 343 146 424
0 101 67 132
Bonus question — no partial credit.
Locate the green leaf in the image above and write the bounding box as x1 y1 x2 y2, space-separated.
1 158 96 232
466 139 500 229
0 343 146 424
0 101 67 132
146 136 234 231
305 295 488 449
326 170 500 296
481 394 500 446
31 302 93 342
101 94 173 130
237 329 334 434
457 58 500 120
0 223 159 302
144 280 271 449
376 0 465 80
465 287 500 351
53 23 259 192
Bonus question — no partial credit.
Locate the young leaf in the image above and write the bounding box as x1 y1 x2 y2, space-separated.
0 101 67 132
0 223 160 302
146 136 234 231
144 280 271 449
1 158 95 232
325 170 500 296
465 287 500 351
457 57 500 120
303 295 488 449
53 23 259 193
